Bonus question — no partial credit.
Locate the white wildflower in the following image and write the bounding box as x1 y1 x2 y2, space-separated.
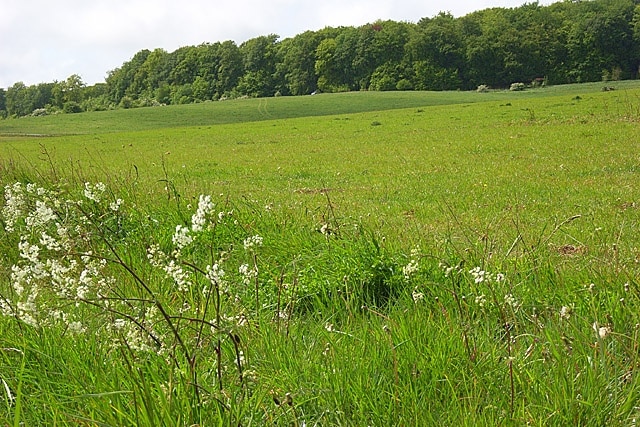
504 294 519 309
10 265 29 296
239 263 258 285
475 294 486 308
469 267 486 284
206 263 225 284
593 322 612 340
113 318 127 329
39 232 61 251
147 244 166 268
2 182 26 232
403 259 419 279
560 305 572 320
76 285 90 300
26 200 56 230
191 194 214 232
83 182 106 202
109 198 123 212
0 298 15 316
18 238 40 264
412 288 425 303
67 321 86 334
172 224 193 251
243 235 263 251
164 260 191 292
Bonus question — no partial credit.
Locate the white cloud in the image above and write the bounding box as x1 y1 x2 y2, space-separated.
0 0 557 88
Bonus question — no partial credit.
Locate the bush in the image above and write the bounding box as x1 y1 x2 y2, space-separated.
396 79 413 91
119 96 134 109
509 82 526 91
476 84 490 93
62 101 83 114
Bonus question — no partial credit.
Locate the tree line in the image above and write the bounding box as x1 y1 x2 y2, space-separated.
2 0 639 118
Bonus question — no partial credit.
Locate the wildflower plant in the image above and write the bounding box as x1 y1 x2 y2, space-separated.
0 180 264 419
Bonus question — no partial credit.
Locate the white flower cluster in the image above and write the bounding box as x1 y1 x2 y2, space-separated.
239 263 258 286
243 235 263 251
402 246 420 280
592 322 612 340
83 182 107 203
439 262 464 277
504 293 520 310
2 182 26 232
469 267 505 284
1 183 118 331
191 194 215 232
402 259 419 280
172 224 193 252
147 194 234 294
206 263 225 285
147 243 194 292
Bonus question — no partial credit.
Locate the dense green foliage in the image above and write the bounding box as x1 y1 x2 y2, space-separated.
2 0 640 118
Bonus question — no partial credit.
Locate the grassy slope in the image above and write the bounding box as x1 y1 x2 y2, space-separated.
1 80 639 135
1 82 639 246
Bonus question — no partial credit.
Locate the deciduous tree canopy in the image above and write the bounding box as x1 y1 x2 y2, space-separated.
2 0 639 118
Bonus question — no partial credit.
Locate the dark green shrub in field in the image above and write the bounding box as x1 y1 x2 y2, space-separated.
62 101 82 113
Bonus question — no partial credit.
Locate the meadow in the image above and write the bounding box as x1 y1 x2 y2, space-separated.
1 81 640 425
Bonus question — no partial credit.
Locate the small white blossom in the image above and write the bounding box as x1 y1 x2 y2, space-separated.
2 182 26 232
560 305 571 320
113 318 126 329
206 263 225 284
18 238 40 264
67 321 86 334
239 263 258 285
24 200 56 231
172 224 193 251
475 294 486 308
412 288 425 303
39 232 61 251
469 267 486 284
191 195 215 232
243 235 263 251
403 259 419 279
164 260 191 292
109 198 123 212
83 182 106 202
593 322 612 339
504 294 519 309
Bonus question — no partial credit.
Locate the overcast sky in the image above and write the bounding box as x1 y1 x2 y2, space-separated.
1 0 556 88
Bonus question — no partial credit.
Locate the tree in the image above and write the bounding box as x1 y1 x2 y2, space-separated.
105 49 151 104
237 34 280 97
409 13 465 89
0 88 6 117
278 30 328 96
315 37 348 92
566 0 636 82
216 41 243 97
6 82 32 117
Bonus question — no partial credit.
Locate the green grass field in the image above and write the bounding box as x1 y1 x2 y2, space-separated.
1 82 640 425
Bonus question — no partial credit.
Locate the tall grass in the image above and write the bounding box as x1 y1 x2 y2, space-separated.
1 85 640 425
